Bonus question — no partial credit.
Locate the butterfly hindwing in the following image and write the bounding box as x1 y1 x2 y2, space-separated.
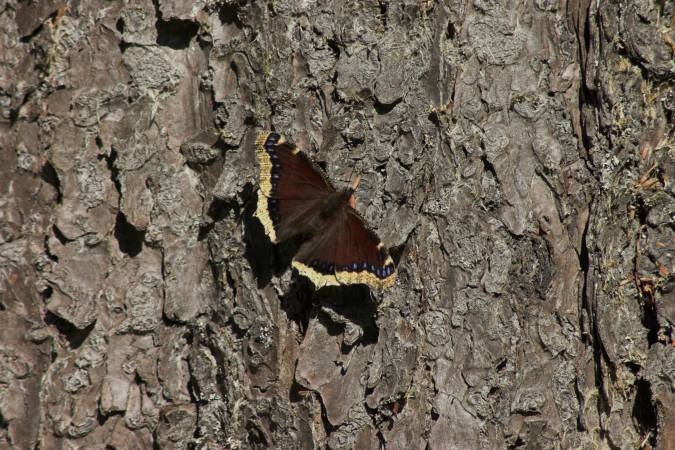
292 208 396 289
291 218 342 287
255 132 335 243
334 209 396 288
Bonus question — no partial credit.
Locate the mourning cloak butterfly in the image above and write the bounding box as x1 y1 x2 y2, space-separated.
254 132 396 289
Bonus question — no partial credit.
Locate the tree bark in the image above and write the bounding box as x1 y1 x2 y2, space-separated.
1 0 673 449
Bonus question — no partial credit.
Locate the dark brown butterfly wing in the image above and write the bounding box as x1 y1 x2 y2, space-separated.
292 207 396 289
255 132 335 243
291 217 342 287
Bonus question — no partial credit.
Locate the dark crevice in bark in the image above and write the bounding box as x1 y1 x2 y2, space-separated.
389 224 416 267
19 22 44 43
642 300 659 346
315 392 337 438
41 285 53 301
218 3 243 28
0 412 9 444
44 311 96 349
376 429 387 448
41 161 62 203
52 224 73 245
114 16 130 53
200 197 238 240
377 0 389 28
114 212 145 257
245 420 269 447
115 17 124 35
480 155 498 181
98 409 124 427
156 17 199 50
445 21 456 40
97 409 108 426
625 361 641 375
102 147 122 198
664 105 672 126
507 436 525 449
197 222 213 241
8 105 20 126
151 0 199 49
118 40 132 54
632 379 657 447
427 109 443 128
208 197 238 222
186 370 202 409
105 144 145 257
374 97 402 115
632 196 661 347
326 38 341 59
288 378 306 403
577 87 599 159
196 27 213 55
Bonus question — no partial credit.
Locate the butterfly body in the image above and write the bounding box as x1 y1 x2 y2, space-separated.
254 132 396 289
279 189 353 240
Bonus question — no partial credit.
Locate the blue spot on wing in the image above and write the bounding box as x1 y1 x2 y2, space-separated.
267 133 280 144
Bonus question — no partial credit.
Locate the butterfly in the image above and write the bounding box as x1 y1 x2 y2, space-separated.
254 132 396 289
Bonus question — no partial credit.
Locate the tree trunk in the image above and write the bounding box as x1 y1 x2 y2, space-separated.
1 0 673 449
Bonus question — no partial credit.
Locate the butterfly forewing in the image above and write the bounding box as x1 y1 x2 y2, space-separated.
255 132 335 242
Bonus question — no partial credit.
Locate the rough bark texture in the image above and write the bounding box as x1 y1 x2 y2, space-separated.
1 0 673 449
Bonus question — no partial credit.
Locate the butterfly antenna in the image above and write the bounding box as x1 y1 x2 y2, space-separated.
349 174 361 209
350 174 362 191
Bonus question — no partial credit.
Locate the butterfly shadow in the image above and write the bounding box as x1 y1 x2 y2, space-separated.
242 186 380 343
280 278 380 347
242 185 303 288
